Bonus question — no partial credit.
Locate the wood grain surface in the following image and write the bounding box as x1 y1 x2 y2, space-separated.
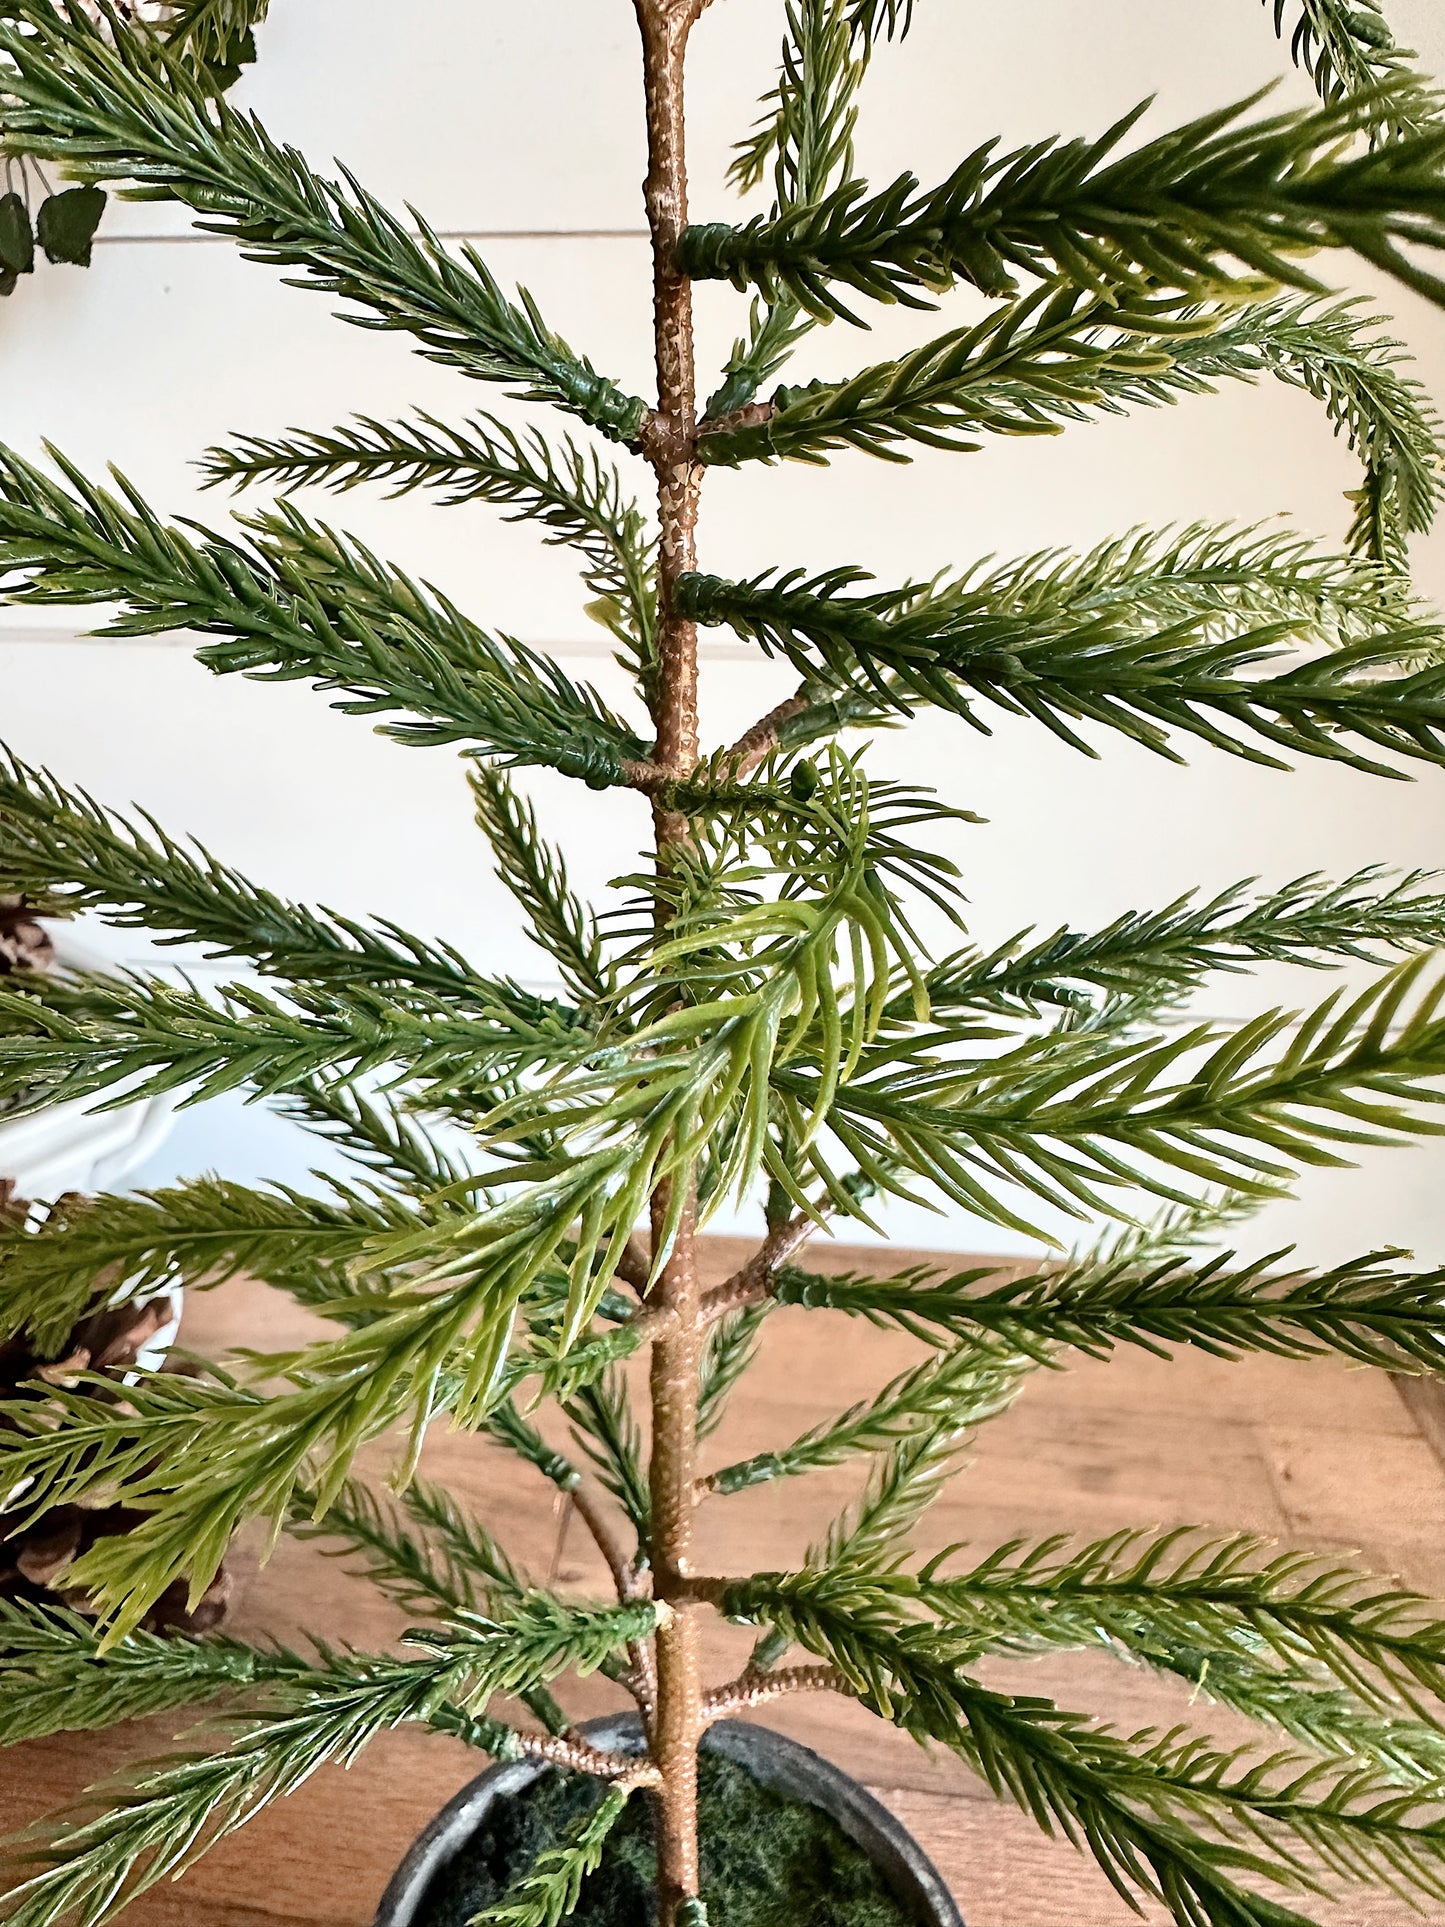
3 1237 1444 1927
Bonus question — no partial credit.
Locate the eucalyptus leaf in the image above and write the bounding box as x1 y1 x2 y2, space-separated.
0 193 34 276
35 186 107 267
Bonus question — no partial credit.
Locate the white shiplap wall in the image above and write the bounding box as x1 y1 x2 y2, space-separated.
6 0 1445 1262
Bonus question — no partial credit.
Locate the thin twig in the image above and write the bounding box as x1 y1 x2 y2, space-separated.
566 1476 659 1723
701 1664 849 1724
700 1212 821 1324
570 1475 645 1603
616 1233 654 1297
623 755 671 793
699 399 776 440
720 693 812 780
515 1728 663 1785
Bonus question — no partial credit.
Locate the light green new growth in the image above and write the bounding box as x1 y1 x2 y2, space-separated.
4 3 1445 1925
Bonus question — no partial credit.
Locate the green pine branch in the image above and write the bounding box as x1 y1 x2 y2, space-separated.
0 750 586 1025
720 1567 1445 1926
289 1476 522 1621
475 1785 632 1927
697 1302 772 1440
0 1601 651 1927
915 867 1445 1023
776 1245 1445 1374
682 91 1445 319
728 0 864 212
1266 2 1428 134
1237 298 1443 566
154 0 269 89
844 0 914 47
0 1164 660 1637
915 1530 1445 1716
699 284 1212 465
698 285 1445 471
0 967 575 1121
564 1370 652 1547
709 0 865 417
676 538 1445 777
0 1597 311 1749
772 956 1445 1233
268 1079 472 1194
814 1406 978 1572
472 768 610 1006
0 446 650 787
0 4 647 441
202 412 659 695
288 1478 571 1733
1117 1632 1445 1787
704 1338 1030 1495
0 1175 422 1354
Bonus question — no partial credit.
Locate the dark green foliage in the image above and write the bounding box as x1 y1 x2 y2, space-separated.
0 1598 312 1747
915 867 1445 1021
416 1752 909 1927
0 1645 533 1927
0 749 573 1015
721 1567 1445 1925
696 1304 772 1439
775 1245 1445 1371
6 4 1445 1924
1266 1 1426 131
564 1369 652 1546
34 185 105 265
709 0 865 418
0 1176 423 1352
676 551 1445 774
682 93 1445 318
0 447 649 785
700 290 1445 475
913 1532 1445 1715
473 769 611 1006
204 413 659 692
0 193 32 275
705 1338 1029 1496
0 6 646 441
154 0 269 90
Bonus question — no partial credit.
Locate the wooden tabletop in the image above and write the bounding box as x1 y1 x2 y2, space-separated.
4 1237 1445 1927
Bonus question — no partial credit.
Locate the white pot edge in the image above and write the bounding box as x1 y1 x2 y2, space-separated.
0 932 179 1196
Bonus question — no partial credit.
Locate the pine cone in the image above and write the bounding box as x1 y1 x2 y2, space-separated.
0 1198 231 1635
0 900 53 975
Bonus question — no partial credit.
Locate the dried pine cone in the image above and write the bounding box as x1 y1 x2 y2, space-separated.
0 900 53 975
0 1190 232 1634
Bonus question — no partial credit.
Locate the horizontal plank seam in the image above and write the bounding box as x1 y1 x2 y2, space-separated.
91 227 652 248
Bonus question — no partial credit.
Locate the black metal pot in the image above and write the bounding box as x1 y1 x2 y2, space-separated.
373 1713 964 1927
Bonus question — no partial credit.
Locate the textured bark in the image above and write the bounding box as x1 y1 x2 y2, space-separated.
698 1212 821 1323
514 1729 662 1785
701 1665 849 1723
723 693 813 778
635 2 707 1917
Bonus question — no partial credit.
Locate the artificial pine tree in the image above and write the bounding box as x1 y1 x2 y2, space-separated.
15 1 1445 1921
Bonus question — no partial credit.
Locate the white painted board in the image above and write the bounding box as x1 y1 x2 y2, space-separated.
4 2 1445 1266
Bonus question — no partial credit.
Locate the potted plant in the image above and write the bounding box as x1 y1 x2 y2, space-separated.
10 1 1445 1921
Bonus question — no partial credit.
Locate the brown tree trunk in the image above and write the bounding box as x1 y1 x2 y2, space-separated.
635 1 707 1918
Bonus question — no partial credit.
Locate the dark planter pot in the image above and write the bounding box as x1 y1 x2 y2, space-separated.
374 1713 964 1927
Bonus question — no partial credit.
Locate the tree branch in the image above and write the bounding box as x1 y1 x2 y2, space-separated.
700 1213 821 1324
701 1664 849 1723
721 694 813 779
515 1727 662 1784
